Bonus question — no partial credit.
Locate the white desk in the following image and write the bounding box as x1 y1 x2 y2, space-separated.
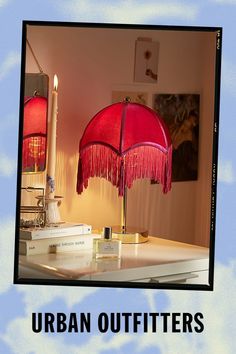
18 236 209 285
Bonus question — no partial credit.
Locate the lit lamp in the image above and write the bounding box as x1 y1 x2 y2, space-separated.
77 99 172 243
23 94 47 172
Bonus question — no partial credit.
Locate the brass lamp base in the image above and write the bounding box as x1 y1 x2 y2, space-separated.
112 226 148 244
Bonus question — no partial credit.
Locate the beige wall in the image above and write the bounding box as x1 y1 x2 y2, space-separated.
22 25 216 247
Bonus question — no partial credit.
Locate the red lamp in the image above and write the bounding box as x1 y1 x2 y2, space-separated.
77 99 172 242
22 95 47 172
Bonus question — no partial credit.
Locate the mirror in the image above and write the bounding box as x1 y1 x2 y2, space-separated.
22 73 49 173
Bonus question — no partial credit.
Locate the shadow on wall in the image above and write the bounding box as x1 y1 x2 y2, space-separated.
56 149 120 228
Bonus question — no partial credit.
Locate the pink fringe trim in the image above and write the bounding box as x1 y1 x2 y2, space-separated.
22 136 46 170
77 144 172 196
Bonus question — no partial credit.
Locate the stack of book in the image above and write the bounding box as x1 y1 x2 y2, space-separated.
19 223 100 256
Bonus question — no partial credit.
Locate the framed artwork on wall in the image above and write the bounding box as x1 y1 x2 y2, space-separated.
153 94 200 182
134 39 159 83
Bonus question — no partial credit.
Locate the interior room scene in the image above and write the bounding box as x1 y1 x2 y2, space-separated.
16 23 218 286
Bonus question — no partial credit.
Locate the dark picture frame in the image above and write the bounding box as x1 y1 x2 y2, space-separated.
14 21 222 291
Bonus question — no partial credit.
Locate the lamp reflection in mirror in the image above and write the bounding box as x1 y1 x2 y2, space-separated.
22 94 47 173
77 99 172 243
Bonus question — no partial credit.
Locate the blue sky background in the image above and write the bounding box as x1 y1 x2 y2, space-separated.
0 0 236 353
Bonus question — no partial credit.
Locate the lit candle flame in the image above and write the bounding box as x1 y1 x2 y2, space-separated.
53 74 58 91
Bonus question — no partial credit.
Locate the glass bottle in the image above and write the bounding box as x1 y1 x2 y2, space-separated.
93 226 121 259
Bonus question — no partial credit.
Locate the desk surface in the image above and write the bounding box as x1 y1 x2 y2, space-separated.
18 236 209 284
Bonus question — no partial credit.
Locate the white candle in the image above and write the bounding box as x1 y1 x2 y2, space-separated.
46 74 58 199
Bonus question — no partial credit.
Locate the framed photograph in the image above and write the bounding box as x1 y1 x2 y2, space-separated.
134 39 159 83
14 22 221 291
153 94 200 181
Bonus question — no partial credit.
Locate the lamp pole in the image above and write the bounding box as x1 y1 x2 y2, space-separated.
121 187 127 233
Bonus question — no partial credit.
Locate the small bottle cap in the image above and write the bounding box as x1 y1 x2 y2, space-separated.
103 226 112 240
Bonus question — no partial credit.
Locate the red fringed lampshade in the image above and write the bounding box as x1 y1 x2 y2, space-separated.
23 96 47 171
77 101 172 196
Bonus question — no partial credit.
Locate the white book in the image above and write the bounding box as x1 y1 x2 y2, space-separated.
20 222 92 240
19 233 101 256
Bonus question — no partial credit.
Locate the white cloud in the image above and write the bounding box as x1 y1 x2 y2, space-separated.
17 284 98 313
221 57 236 97
0 51 21 82
212 0 236 4
0 153 16 177
140 261 236 354
59 0 199 23
1 316 133 354
218 159 235 183
0 0 10 7
0 218 15 293
1 317 68 354
72 332 133 354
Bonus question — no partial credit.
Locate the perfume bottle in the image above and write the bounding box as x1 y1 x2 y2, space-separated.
93 227 121 259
